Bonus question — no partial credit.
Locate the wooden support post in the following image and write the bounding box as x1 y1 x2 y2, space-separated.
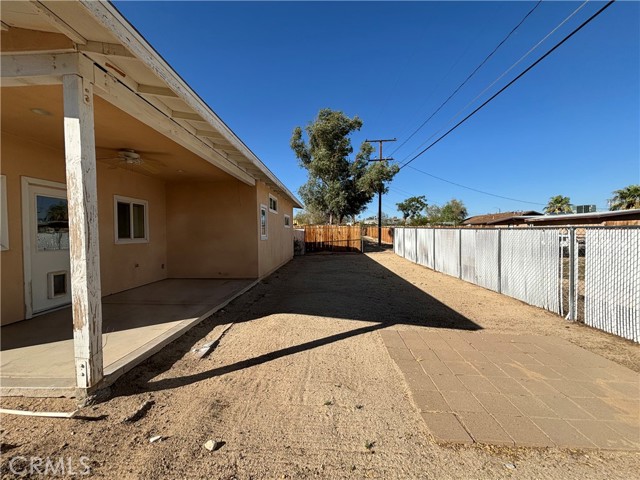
62 74 104 392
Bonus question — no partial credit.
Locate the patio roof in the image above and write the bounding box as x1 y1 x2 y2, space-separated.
1 0 302 207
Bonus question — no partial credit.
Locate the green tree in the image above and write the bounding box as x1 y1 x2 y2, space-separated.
294 208 328 225
608 184 640 211
544 195 572 214
291 109 398 224
423 199 467 225
440 199 468 225
397 196 428 224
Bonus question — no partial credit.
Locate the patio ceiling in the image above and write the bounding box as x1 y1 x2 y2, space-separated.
1 85 234 182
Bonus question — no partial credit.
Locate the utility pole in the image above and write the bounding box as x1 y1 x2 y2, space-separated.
364 138 396 247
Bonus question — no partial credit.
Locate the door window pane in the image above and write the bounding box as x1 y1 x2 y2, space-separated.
117 202 131 239
36 195 69 251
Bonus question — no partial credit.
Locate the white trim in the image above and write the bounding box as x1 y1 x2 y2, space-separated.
284 214 291 228
21 176 67 319
113 195 149 244
269 194 278 214
47 270 69 299
260 204 268 240
0 175 8 250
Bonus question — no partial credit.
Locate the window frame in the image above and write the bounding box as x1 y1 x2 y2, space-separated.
114 195 149 244
268 194 278 214
284 214 291 228
0 175 8 251
260 204 268 240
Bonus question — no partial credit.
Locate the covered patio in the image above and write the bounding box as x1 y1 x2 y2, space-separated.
0 278 255 397
2 1 300 399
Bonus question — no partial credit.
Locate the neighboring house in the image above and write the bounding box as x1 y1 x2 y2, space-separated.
461 211 542 227
524 209 640 227
462 210 640 227
0 1 301 396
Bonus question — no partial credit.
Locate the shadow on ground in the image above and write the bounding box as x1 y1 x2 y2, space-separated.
109 252 481 397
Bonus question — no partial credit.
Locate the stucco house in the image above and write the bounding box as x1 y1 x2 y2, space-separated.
0 1 301 397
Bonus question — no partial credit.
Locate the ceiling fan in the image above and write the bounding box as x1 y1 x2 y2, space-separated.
96 148 166 174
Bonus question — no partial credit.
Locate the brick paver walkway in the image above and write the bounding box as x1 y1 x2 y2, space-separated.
380 329 640 450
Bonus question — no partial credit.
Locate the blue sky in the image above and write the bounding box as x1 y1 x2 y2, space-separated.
114 1 639 218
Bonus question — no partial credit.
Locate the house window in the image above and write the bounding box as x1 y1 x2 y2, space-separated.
114 195 148 243
269 194 278 213
260 204 268 240
0 175 8 250
284 214 291 228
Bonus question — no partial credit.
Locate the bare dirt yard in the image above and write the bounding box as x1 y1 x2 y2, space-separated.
1 248 639 479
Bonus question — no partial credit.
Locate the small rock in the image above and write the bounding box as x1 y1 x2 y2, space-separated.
204 439 225 451
149 435 163 443
504 463 516 470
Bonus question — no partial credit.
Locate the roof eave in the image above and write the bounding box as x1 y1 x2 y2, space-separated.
78 0 301 207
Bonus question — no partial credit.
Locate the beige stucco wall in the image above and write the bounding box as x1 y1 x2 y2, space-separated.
0 132 168 325
96 164 168 297
0 132 67 325
257 181 294 278
165 180 259 278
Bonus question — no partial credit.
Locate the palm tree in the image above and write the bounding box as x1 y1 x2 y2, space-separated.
608 184 640 211
544 195 572 214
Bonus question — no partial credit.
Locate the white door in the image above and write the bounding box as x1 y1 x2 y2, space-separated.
25 181 71 314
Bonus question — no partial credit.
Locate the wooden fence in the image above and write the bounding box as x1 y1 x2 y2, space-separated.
303 225 362 252
362 226 395 245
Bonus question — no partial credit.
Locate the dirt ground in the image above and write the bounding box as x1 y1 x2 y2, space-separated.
1 248 639 479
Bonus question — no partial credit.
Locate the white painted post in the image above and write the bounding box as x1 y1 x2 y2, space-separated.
63 74 103 391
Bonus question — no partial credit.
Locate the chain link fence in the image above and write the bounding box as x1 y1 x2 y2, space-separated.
394 226 639 343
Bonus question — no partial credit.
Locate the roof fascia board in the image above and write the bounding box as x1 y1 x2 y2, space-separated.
78 0 301 207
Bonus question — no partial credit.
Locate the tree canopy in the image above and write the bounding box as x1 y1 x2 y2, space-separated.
544 195 572 214
608 184 640 211
397 196 428 224
291 109 398 224
397 197 467 225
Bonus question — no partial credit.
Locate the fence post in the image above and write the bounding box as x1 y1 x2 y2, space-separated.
415 228 418 263
568 227 576 321
497 229 502 294
432 227 436 270
458 228 462 279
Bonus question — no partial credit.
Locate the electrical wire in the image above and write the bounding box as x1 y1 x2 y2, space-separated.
389 0 543 157
399 0 614 170
407 165 546 206
398 0 590 164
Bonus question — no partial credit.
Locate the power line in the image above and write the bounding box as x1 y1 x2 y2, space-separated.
399 0 615 170
389 0 542 157
407 166 546 206
398 0 590 164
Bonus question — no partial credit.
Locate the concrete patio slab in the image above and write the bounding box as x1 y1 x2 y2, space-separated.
1 278 256 396
382 328 640 451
